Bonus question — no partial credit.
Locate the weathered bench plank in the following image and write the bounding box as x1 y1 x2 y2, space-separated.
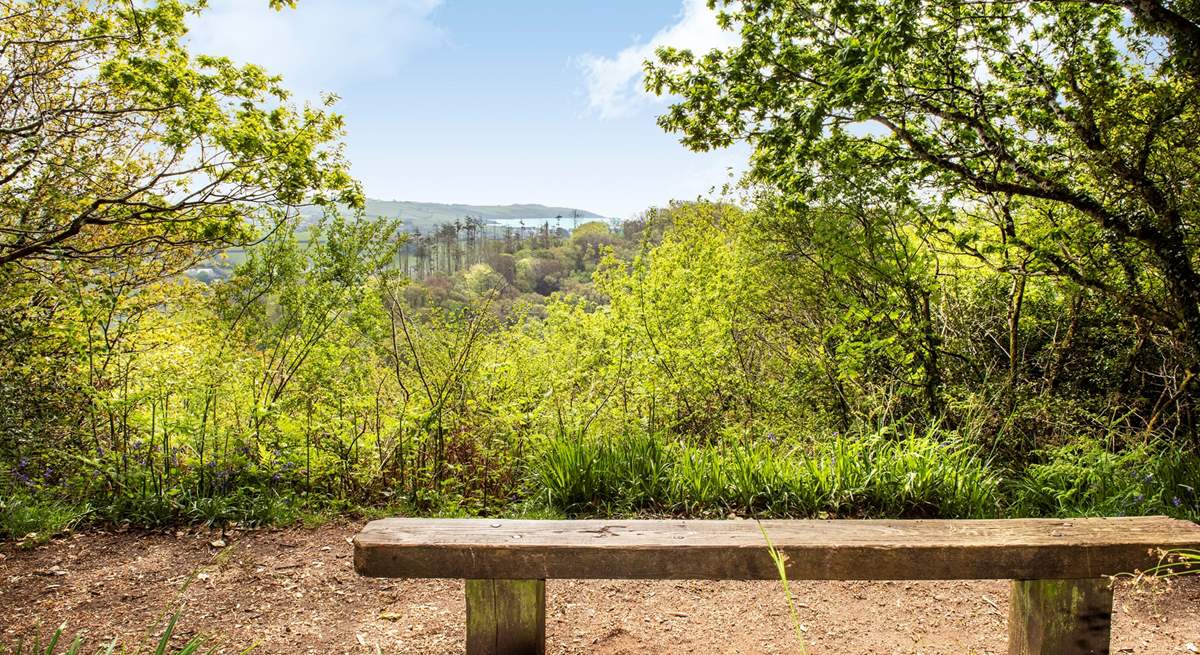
355 516 1200 581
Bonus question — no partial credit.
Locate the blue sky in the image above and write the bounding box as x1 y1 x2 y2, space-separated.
188 0 745 218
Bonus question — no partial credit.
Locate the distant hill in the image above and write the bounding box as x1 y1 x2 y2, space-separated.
191 199 604 283
300 199 603 231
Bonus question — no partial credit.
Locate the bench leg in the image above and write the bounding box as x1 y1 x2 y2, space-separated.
466 579 545 655
1008 579 1113 655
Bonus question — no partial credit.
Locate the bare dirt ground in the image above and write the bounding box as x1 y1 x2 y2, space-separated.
1 521 1198 654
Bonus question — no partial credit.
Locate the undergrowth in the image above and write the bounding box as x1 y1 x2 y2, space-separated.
4 431 1197 542
1011 438 1199 519
532 431 1200 521
534 430 1003 518
0 494 87 545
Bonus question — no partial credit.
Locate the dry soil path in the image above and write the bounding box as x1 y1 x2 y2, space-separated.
2 521 1198 654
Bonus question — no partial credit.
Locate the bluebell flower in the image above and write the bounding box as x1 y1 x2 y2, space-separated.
17 457 28 469
1143 474 1154 483
1134 494 1144 503
1173 497 1183 507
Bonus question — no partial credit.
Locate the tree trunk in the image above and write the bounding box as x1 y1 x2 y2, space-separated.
1151 229 1200 368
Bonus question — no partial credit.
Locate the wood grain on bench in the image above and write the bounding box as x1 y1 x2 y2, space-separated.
354 516 1200 581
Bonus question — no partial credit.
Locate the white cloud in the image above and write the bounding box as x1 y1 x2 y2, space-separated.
578 0 737 119
187 0 444 96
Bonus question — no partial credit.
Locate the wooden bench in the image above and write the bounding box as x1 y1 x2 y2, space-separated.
354 516 1200 655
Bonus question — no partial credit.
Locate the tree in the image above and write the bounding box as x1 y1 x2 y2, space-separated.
0 0 360 277
516 257 565 295
463 263 506 297
570 221 615 269
216 214 400 442
646 0 1200 368
750 158 945 422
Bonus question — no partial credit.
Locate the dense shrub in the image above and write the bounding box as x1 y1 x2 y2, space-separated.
3 204 1198 536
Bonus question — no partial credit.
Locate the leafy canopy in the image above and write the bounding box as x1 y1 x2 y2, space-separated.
0 0 361 275
647 0 1200 362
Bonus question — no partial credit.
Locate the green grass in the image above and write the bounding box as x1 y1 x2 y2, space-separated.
760 521 810 654
5 432 1195 541
533 430 1003 518
1012 438 1200 521
0 610 253 655
532 431 1200 522
1139 548 1200 579
0 494 86 544
93 488 306 529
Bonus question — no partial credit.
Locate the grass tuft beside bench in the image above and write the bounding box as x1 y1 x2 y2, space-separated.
354 516 1200 655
